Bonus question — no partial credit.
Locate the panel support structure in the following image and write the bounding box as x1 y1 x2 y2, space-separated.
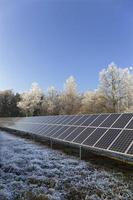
50 138 53 149
79 146 82 159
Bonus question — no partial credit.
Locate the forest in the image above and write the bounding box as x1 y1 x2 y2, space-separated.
0 63 133 117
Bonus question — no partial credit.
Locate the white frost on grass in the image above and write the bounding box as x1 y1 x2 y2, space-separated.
0 131 133 200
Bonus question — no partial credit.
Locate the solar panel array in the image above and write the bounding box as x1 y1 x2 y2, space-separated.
0 113 133 159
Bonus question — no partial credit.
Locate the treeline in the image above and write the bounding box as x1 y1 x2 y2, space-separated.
0 63 133 117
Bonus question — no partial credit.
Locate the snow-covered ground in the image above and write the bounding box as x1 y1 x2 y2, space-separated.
0 131 133 200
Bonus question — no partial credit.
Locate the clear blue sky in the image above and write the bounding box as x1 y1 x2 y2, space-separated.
0 0 132 93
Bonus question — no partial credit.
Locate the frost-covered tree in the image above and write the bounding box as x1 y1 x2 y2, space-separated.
18 82 44 116
46 86 60 115
81 90 107 114
60 76 81 114
99 63 133 113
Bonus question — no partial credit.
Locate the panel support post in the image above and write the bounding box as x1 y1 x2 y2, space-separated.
79 146 82 159
50 138 52 149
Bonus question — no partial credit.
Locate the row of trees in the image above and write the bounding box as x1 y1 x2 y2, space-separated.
0 63 133 117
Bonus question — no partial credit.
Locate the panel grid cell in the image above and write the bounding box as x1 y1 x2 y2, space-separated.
52 126 70 138
65 127 85 142
100 114 121 128
125 119 133 129
83 128 107 146
58 126 77 140
61 116 76 125
81 115 99 126
90 114 109 127
46 125 62 136
67 116 83 125
109 130 133 153
37 125 48 135
73 127 95 144
39 125 54 135
55 116 68 124
95 129 121 149
74 115 90 125
112 113 133 128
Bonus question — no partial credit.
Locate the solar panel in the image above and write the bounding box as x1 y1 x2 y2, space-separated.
33 116 43 123
46 125 62 136
90 114 109 127
55 116 69 124
61 116 76 125
0 113 133 163
65 127 85 142
73 115 90 125
39 117 48 123
73 127 95 144
49 116 61 124
94 129 121 149
125 119 133 129
27 124 39 132
112 113 133 128
67 115 83 125
37 125 49 135
32 124 44 133
58 126 77 140
44 116 56 124
13 122 25 130
109 130 133 153
32 124 45 134
81 115 99 126
83 128 107 146
39 125 54 135
100 114 121 127
52 126 69 138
